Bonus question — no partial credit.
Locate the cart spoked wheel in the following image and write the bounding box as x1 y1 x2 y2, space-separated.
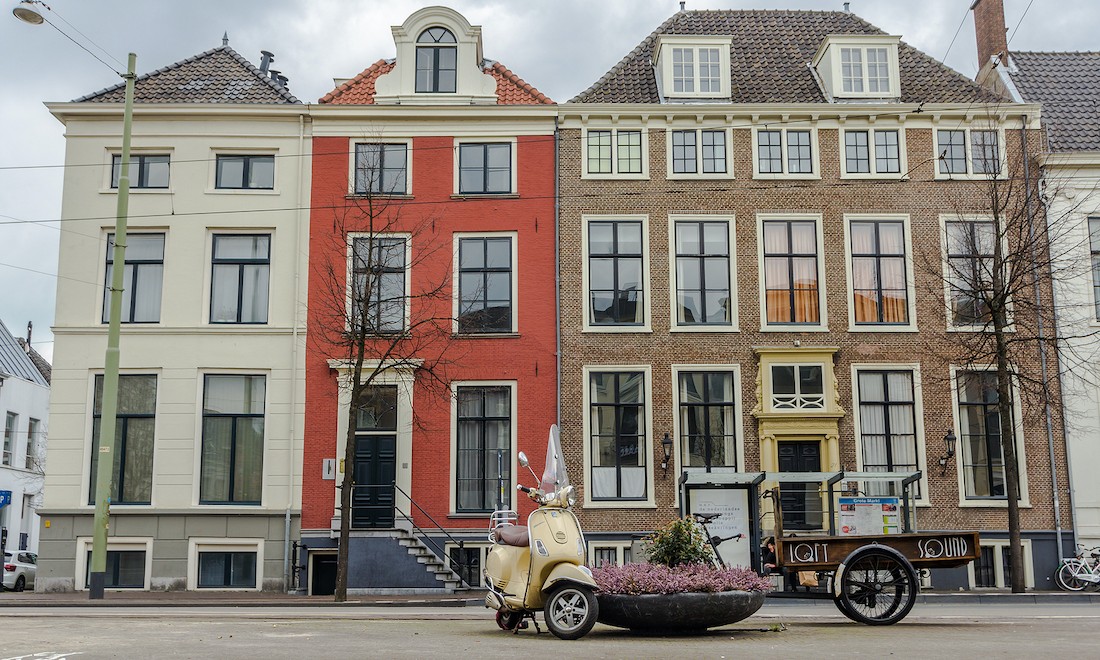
836 548 917 625
495 611 524 631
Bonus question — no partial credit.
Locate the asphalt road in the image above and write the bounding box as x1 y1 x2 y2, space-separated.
1 602 1098 659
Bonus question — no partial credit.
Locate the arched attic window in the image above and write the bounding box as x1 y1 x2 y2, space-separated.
415 27 457 93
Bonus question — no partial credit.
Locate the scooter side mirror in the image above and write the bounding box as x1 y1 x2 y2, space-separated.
518 452 529 468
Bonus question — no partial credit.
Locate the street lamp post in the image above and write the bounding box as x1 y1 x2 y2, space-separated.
13 0 137 600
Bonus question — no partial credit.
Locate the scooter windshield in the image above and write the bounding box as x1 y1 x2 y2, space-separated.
538 425 570 494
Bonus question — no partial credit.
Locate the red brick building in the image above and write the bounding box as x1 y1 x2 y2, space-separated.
300 7 556 594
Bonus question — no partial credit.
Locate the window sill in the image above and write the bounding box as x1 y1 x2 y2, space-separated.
207 188 279 195
346 193 413 200
956 498 1031 509
670 324 739 333
759 324 830 333
451 193 519 200
581 173 650 181
934 173 1006 182
838 172 908 181
665 173 735 181
100 188 173 194
752 173 820 180
449 512 495 519
847 324 919 333
583 500 657 509
453 332 520 339
582 326 652 334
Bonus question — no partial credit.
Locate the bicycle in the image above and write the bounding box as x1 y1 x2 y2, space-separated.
1054 544 1100 592
690 512 744 568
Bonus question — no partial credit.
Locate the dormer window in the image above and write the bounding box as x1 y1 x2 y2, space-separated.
654 35 732 101
415 27 457 93
812 35 900 101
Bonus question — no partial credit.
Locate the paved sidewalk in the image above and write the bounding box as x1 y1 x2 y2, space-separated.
2 588 1098 608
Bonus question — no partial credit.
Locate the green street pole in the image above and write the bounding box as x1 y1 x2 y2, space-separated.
89 52 137 600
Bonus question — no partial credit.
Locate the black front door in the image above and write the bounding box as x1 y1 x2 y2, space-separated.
778 441 822 530
352 434 396 528
310 553 337 596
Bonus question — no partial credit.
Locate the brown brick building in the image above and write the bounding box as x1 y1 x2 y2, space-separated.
556 8 1069 589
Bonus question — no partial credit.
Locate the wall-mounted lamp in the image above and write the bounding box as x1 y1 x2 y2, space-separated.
661 432 673 477
938 430 957 476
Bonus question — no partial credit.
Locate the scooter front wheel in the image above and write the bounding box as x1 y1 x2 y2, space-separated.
543 583 599 640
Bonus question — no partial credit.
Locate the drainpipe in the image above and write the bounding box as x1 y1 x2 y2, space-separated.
1022 114 1065 561
284 110 308 592
554 116 561 429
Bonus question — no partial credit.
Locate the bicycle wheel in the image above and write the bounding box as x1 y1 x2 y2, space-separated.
1054 561 1088 592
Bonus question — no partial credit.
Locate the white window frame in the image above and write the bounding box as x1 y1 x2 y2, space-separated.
665 127 734 180
187 538 264 591
581 214 652 333
812 36 901 100
839 128 907 179
850 363 930 506
208 148 278 194
103 147 174 194
751 126 820 179
449 380 518 516
671 364 745 498
581 364 655 509
655 35 733 100
348 138 413 196
939 214 1014 332
345 232 412 334
190 368 270 508
451 232 519 335
933 125 1007 181
756 213 829 332
967 538 1034 589
949 364 1030 508
453 137 518 195
767 363 827 412
75 537 153 591
582 127 649 180
843 214 917 332
668 214 738 331
588 542 634 567
82 370 160 510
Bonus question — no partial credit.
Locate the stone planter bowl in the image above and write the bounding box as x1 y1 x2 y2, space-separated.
596 590 766 633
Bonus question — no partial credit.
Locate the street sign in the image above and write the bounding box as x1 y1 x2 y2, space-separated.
838 496 901 535
0 490 12 509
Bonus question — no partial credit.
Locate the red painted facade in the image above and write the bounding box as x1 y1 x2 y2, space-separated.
302 130 558 532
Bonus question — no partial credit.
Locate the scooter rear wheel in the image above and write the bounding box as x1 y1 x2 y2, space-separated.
495 611 524 631
542 583 598 640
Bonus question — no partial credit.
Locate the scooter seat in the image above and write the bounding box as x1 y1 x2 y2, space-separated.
493 525 530 547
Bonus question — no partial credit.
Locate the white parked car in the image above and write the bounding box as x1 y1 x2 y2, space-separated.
3 551 36 592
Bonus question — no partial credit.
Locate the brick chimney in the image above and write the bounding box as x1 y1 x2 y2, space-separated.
972 0 1009 68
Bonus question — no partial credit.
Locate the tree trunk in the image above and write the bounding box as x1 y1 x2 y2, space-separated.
994 318 1026 592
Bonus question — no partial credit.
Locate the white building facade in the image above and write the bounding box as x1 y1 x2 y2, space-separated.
38 45 309 591
0 320 50 559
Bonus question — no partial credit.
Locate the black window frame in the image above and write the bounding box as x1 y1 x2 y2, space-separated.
415 27 457 93
197 550 258 588
957 371 1014 500
457 236 513 334
762 219 820 325
210 234 271 324
85 549 146 589
111 154 169 189
103 232 165 324
850 219 909 325
354 143 409 195
351 236 407 335
214 154 275 190
588 220 645 326
856 370 919 497
455 385 512 513
458 142 512 195
88 374 157 505
945 219 995 326
674 220 731 326
937 129 967 174
678 371 737 471
589 371 647 501
199 374 266 505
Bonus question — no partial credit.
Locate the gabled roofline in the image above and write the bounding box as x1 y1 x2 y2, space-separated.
73 45 300 104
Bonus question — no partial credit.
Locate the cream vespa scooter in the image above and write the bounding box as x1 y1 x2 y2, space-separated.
484 425 599 640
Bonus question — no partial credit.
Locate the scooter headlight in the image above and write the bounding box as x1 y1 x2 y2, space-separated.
563 485 577 507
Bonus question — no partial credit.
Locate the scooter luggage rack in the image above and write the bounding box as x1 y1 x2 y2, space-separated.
488 509 519 541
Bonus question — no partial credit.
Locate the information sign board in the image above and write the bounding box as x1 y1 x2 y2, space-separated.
838 496 900 536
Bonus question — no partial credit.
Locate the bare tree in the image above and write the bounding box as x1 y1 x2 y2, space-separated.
309 150 462 602
916 116 1095 592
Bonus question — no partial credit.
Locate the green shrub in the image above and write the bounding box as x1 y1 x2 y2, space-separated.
643 517 714 567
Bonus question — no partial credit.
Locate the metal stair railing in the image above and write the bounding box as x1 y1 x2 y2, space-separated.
391 481 474 588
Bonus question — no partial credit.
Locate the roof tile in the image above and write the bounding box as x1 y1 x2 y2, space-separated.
571 9 1000 104
1008 51 1100 152
320 59 553 105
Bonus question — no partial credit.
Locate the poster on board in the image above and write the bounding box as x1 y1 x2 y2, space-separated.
686 486 752 568
838 496 901 535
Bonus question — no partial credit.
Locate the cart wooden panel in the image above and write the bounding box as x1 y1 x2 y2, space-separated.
775 531 980 571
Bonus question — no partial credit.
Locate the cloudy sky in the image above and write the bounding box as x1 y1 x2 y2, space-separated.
0 0 1087 361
